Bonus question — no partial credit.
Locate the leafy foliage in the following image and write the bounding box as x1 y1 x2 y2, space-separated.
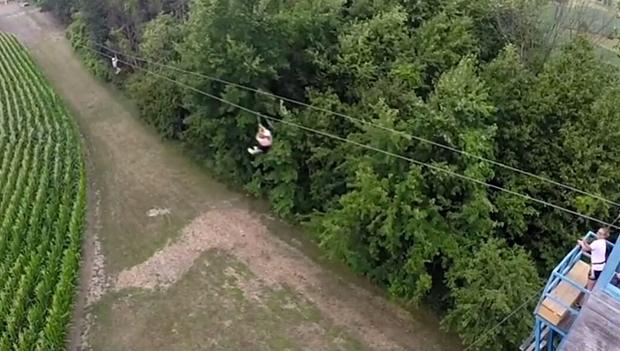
443 238 540 351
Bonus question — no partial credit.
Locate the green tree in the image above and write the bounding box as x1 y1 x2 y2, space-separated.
412 57 496 245
334 6 412 95
66 12 112 80
513 39 617 269
127 14 186 137
481 45 537 242
413 10 478 93
179 0 341 181
39 0 77 22
78 0 109 43
443 238 541 351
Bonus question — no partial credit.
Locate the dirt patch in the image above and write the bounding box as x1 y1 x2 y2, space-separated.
292 322 335 351
86 190 111 305
586 32 620 50
0 5 42 43
116 209 420 351
222 266 264 303
115 209 290 291
90 252 366 351
146 207 171 217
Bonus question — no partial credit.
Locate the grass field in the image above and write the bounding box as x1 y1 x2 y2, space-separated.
547 0 620 35
541 0 620 67
0 31 85 349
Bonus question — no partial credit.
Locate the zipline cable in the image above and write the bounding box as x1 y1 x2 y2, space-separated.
462 290 542 351
90 42 620 210
82 44 620 230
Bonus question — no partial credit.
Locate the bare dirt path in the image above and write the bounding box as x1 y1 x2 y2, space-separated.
1 4 461 350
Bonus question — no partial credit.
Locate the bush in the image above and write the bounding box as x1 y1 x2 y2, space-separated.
442 239 541 350
66 13 111 81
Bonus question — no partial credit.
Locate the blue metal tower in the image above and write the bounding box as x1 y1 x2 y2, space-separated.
521 231 620 351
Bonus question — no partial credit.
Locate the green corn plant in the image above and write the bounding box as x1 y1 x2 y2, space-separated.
0 33 86 348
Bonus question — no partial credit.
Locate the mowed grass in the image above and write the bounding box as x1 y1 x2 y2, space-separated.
0 32 85 349
539 0 620 67
593 41 620 66
541 0 620 35
88 251 365 351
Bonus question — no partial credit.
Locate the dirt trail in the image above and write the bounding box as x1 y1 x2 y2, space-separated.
0 4 461 351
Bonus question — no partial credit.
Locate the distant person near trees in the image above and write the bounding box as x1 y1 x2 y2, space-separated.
111 55 121 75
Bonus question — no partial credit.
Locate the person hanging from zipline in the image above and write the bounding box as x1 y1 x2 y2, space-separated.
247 100 286 155
111 55 121 75
247 120 273 155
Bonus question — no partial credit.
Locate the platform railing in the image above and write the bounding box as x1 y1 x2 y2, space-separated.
527 231 616 351
538 232 616 313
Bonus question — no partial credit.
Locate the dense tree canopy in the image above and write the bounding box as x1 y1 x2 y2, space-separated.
37 0 620 349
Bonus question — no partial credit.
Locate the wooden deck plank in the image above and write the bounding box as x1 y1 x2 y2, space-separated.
537 261 590 325
560 291 620 351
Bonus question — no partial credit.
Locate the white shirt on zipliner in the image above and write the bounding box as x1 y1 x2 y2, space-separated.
590 238 607 272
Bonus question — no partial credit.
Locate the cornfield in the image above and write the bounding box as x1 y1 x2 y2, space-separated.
0 32 85 350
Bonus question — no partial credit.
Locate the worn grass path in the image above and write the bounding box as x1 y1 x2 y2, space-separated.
0 4 462 350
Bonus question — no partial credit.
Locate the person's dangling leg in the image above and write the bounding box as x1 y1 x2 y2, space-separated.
248 124 262 155
247 146 263 155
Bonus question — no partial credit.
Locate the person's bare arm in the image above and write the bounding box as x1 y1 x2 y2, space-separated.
578 239 592 251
